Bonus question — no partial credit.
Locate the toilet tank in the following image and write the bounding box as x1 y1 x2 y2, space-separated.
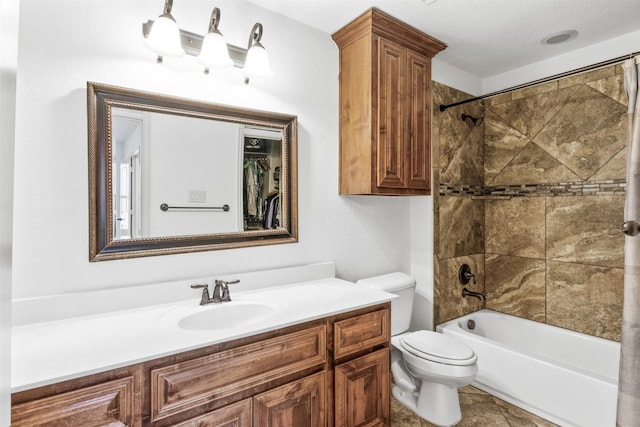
356 272 416 336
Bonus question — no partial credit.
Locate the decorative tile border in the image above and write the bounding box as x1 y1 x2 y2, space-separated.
439 179 626 197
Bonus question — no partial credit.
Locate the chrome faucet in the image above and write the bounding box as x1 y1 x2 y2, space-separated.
190 279 240 305
462 288 485 301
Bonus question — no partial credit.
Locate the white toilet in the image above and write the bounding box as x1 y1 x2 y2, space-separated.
357 273 478 427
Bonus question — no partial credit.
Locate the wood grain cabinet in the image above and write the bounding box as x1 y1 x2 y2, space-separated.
11 304 391 427
332 8 446 195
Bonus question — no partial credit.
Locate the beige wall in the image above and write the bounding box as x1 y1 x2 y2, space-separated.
433 64 627 341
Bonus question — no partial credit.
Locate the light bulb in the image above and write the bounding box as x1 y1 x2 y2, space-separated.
243 43 273 79
198 31 233 69
144 15 184 57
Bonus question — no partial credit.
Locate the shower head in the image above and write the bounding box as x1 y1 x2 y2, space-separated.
461 113 483 127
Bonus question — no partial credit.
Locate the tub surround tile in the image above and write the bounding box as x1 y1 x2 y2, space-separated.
546 195 624 268
439 109 484 186
438 197 484 259
586 73 627 107
489 87 576 140
435 254 484 325
590 147 627 180
485 254 546 322
547 261 623 341
511 80 559 100
490 142 580 186
485 198 545 259
532 85 627 180
484 109 532 185
557 64 617 89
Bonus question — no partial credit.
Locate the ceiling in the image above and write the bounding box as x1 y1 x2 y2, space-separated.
250 0 640 80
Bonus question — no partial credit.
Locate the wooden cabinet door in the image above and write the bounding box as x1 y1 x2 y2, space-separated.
173 399 252 427
376 37 407 190
334 348 390 427
11 376 136 427
253 371 326 427
406 50 431 190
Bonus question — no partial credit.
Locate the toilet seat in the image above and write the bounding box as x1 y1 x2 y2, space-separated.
400 331 477 366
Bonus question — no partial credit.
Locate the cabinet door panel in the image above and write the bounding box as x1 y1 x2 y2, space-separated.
335 348 390 427
12 376 135 427
173 399 252 427
253 371 326 427
406 50 431 190
376 38 406 189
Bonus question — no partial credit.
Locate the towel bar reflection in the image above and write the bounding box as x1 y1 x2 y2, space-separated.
160 203 230 212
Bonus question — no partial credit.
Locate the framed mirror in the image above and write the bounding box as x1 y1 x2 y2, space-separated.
87 82 298 261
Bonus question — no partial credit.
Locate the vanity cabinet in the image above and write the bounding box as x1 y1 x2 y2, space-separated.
11 304 390 427
332 8 446 196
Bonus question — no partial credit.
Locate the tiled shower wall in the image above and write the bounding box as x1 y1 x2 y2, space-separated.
432 64 627 341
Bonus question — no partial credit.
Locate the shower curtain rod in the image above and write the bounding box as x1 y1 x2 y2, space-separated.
438 51 640 112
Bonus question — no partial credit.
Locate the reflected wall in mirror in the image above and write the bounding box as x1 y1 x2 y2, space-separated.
88 82 297 261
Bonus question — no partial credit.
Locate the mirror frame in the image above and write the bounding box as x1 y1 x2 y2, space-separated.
87 82 298 261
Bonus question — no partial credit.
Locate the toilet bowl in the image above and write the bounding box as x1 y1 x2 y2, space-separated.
357 273 478 427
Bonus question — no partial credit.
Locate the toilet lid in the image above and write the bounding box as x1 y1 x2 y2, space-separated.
400 331 476 366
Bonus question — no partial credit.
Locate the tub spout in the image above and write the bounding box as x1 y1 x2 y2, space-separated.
462 287 485 301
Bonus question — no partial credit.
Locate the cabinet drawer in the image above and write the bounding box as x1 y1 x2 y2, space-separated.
151 324 326 422
12 376 135 427
334 309 390 360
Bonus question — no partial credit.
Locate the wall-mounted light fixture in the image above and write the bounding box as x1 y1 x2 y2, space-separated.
142 0 273 83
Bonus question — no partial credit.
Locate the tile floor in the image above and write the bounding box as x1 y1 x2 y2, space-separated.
391 386 559 426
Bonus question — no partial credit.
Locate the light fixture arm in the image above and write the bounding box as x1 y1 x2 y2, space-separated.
208 7 221 33
248 23 264 49
161 0 175 20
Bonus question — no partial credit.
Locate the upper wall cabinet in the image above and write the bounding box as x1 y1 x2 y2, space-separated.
332 8 446 195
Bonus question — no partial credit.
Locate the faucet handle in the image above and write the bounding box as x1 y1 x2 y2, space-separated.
190 284 211 305
214 279 239 301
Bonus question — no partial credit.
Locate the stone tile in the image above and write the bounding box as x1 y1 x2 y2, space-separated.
547 261 623 340
435 254 484 325
391 388 558 427
438 196 484 259
491 141 580 185
489 86 577 139
391 397 422 427
590 145 627 180
438 106 484 186
493 397 560 427
533 84 627 180
586 73 627 107
455 392 511 427
485 254 546 322
485 197 545 258
511 81 559 100
484 108 532 185
486 92 513 106
546 195 624 268
558 64 616 89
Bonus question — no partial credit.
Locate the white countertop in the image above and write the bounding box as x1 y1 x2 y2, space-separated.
12 277 394 392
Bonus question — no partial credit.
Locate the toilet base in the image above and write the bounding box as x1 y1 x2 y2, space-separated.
392 381 462 427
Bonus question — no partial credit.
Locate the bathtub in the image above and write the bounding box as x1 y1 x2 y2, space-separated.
436 309 620 427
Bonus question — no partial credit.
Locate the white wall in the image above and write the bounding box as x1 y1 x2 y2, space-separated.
0 0 18 421
12 0 415 300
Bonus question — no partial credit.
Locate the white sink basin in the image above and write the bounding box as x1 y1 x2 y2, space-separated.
178 301 278 331
161 297 285 331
